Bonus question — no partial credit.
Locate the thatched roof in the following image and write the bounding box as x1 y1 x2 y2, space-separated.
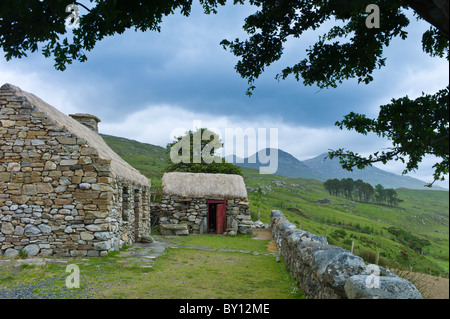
162 172 247 199
2 84 150 187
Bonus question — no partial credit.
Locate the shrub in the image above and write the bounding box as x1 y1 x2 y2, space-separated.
388 227 431 252
331 229 347 239
358 249 378 264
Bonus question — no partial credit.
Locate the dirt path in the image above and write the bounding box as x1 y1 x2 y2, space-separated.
252 228 278 253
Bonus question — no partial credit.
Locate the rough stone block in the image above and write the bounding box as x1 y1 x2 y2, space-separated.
23 244 40 256
93 240 111 251
345 275 422 299
24 224 41 237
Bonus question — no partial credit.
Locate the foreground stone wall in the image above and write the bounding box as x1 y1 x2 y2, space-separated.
157 196 251 235
271 210 422 299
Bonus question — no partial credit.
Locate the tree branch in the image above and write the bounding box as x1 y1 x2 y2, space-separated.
405 0 449 39
74 2 91 13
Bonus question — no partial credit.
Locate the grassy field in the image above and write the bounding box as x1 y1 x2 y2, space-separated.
242 167 449 277
101 135 449 277
0 234 303 299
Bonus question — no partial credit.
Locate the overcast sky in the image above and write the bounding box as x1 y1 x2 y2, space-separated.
0 2 448 188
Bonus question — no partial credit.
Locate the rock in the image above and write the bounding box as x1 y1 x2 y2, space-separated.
320 251 366 294
30 139 45 146
22 184 37 195
70 250 88 257
1 222 15 235
38 224 52 234
13 258 47 266
200 218 208 234
93 241 111 251
37 182 53 193
271 210 284 219
277 220 297 234
24 224 42 236
286 229 309 249
311 248 346 273
238 225 252 234
86 224 107 232
80 232 95 241
309 234 328 244
231 219 239 232
64 226 73 233
252 220 266 228
44 161 57 170
60 159 78 166
39 249 54 256
140 235 154 243
317 199 331 204
81 147 98 156
4 248 19 258
58 177 71 186
160 224 188 230
94 231 110 240
160 223 188 235
345 275 422 299
23 244 40 256
0 172 11 182
14 225 24 236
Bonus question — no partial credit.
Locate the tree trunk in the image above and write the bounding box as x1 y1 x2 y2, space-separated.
406 0 449 39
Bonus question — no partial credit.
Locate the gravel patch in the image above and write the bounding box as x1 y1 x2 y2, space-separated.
0 273 99 299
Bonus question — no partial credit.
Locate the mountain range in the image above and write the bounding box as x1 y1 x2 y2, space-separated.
228 148 446 191
100 134 446 191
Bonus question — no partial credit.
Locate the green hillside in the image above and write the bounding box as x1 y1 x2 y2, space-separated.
102 134 449 277
100 134 167 195
100 134 167 179
243 167 449 277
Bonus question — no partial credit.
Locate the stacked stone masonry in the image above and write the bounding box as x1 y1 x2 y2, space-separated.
157 196 251 235
271 210 422 299
0 84 151 258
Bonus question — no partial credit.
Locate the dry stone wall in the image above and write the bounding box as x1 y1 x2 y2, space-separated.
0 84 151 258
271 210 422 299
157 196 251 235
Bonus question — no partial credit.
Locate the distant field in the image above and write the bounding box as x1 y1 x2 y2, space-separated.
242 167 449 277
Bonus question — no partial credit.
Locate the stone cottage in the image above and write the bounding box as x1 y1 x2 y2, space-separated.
0 84 152 257
157 172 251 235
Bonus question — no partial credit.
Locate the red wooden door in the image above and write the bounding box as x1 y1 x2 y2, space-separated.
216 204 226 234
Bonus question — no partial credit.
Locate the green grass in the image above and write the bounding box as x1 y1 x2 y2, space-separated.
171 233 272 254
129 248 302 299
101 135 449 277
242 167 449 277
0 234 303 299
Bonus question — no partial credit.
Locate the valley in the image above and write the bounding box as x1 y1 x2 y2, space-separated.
101 134 449 279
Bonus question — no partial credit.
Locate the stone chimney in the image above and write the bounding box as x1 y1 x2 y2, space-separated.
69 113 101 133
